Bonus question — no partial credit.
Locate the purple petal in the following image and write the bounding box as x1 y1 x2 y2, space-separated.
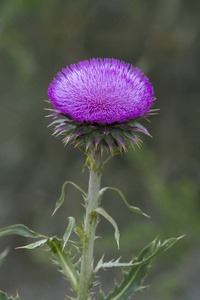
48 58 155 124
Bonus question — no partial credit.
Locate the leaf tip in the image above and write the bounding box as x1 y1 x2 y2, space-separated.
177 234 186 240
153 235 159 243
142 212 151 218
117 240 120 250
52 208 57 216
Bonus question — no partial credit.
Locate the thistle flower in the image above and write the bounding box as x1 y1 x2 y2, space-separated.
47 58 156 153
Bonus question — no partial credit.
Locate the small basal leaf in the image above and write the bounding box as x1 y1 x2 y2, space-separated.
95 207 120 249
99 187 150 218
52 181 86 216
0 224 41 239
0 291 21 300
62 217 75 251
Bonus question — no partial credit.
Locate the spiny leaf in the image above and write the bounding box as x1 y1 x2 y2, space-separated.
46 237 79 294
0 291 21 300
100 236 183 300
62 217 75 251
20 236 79 294
95 207 120 249
17 235 80 294
0 224 42 239
16 239 48 250
52 181 86 215
95 257 134 272
99 187 150 218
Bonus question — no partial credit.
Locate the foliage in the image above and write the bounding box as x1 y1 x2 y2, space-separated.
0 178 182 299
99 237 181 300
0 291 21 300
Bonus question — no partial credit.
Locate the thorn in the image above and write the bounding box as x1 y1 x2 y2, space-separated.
114 278 118 286
153 235 159 243
142 212 151 218
117 240 120 250
177 234 186 240
147 132 153 138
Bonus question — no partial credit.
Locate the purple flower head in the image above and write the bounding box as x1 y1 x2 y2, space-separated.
47 58 157 153
48 58 155 124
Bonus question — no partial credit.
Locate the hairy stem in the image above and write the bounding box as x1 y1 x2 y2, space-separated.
77 149 103 300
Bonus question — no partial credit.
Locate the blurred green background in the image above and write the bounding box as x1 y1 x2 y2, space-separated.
0 0 199 299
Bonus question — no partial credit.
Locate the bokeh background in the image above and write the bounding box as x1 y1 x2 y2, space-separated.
0 0 199 299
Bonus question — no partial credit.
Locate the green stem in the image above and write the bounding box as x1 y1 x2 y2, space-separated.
77 149 103 300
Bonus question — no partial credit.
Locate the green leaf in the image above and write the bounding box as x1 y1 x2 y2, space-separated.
75 226 85 243
18 235 79 294
95 207 120 249
100 236 183 300
82 156 90 172
16 239 48 250
17 234 79 292
99 187 150 218
95 257 134 272
52 181 87 215
0 248 9 267
0 291 21 300
0 224 41 239
46 236 79 294
62 217 75 251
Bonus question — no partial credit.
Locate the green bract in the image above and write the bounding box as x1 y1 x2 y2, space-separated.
47 108 155 153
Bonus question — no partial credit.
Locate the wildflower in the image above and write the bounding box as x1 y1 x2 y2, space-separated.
47 58 156 153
